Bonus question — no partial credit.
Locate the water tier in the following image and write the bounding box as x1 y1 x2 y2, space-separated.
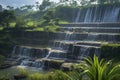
11 23 120 68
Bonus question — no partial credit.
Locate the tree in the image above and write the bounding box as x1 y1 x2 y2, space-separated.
7 6 14 10
0 5 2 12
39 0 54 12
43 10 55 24
20 5 34 11
15 17 26 28
59 0 95 6
0 10 16 27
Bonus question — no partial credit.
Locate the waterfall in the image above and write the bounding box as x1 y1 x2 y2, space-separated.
45 49 66 60
102 6 120 22
94 48 101 58
74 5 120 22
45 49 52 58
20 60 43 67
78 47 90 59
93 7 97 22
87 33 99 41
10 4 120 69
84 8 91 22
65 31 74 41
11 46 17 56
75 9 81 23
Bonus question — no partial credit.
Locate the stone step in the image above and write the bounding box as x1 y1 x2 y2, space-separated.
12 46 49 58
49 40 107 51
45 49 67 60
76 41 102 46
73 44 100 48
59 22 120 27
50 32 120 42
67 44 101 60
59 27 120 33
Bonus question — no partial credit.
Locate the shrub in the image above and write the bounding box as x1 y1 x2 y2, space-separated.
0 75 10 80
79 55 120 80
44 25 59 32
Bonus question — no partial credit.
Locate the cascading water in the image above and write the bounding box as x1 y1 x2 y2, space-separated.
78 47 90 59
74 5 120 22
10 4 120 69
46 29 76 60
87 33 99 41
103 6 120 22
11 46 49 67
75 9 81 23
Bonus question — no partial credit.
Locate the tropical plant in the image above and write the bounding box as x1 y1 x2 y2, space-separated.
79 55 120 80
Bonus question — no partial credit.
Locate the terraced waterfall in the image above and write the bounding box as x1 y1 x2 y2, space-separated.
11 5 120 69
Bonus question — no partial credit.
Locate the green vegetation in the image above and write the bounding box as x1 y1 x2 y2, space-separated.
0 10 16 27
0 27 3 31
79 55 120 80
0 75 9 80
17 55 120 80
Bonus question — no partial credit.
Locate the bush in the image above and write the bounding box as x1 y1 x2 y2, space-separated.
79 55 120 80
0 75 10 80
44 25 59 32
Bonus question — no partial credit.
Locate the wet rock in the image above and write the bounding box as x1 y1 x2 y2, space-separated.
61 63 74 72
42 58 64 69
14 74 26 80
0 61 18 69
0 64 12 69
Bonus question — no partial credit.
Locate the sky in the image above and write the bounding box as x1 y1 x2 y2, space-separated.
0 0 59 8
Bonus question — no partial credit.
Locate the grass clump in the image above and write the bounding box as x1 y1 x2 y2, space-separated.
79 55 120 80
